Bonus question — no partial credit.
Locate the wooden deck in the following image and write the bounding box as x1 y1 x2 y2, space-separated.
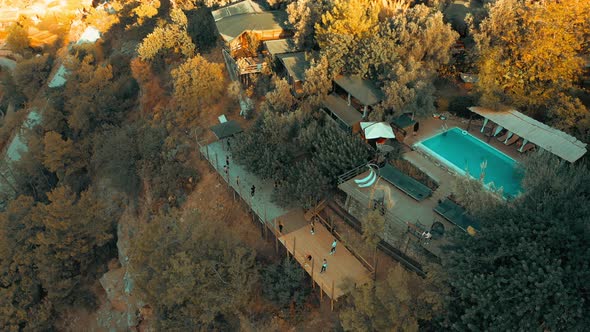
201 139 372 302
278 212 372 300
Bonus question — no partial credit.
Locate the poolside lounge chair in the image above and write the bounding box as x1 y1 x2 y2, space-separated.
496 130 509 142
519 143 536 153
504 134 520 145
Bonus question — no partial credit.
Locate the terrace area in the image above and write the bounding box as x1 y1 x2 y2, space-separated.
199 136 372 303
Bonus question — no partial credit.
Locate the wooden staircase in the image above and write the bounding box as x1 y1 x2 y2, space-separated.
304 199 327 221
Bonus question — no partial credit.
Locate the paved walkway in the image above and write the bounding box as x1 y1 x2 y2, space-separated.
201 139 288 222
200 138 372 300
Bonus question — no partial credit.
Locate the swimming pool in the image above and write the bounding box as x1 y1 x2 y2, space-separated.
414 127 523 198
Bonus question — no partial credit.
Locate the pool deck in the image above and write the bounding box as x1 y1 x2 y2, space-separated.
353 115 525 257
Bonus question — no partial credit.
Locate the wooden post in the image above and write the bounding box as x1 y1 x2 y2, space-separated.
320 283 323 301
264 206 268 239
373 247 378 281
293 236 296 259
311 258 315 288
215 153 219 172
331 280 335 311
330 216 334 234
274 219 279 254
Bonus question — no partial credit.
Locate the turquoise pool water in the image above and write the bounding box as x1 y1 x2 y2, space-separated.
416 127 523 198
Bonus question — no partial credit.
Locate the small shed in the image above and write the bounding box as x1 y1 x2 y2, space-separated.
276 52 310 95
391 114 417 142
264 38 299 59
210 120 243 140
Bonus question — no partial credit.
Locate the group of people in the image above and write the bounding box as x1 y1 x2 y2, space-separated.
222 152 257 198
221 144 337 275
278 217 338 274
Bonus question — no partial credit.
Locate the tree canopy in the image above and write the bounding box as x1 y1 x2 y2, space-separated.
473 0 590 134
445 152 590 330
5 23 29 54
137 8 196 61
340 264 446 331
170 54 225 124
129 211 258 330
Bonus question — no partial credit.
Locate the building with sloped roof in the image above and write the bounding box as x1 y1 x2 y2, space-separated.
276 52 309 95
212 0 292 80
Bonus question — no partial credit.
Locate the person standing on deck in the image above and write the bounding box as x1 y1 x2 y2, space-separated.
310 218 315 235
320 259 328 273
330 239 337 255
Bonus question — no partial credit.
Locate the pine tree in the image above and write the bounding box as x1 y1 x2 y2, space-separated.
33 186 115 306
445 153 590 330
129 211 258 329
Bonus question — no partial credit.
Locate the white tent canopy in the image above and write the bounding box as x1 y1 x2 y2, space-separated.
361 122 395 140
469 107 587 163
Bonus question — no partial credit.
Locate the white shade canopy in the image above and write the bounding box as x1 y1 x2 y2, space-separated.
469 107 587 163
361 122 395 139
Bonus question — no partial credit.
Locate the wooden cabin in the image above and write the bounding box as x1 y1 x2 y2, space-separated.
212 0 292 79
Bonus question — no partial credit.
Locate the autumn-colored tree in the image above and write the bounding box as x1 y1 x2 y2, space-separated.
474 0 590 124
13 54 53 100
261 76 297 113
340 264 447 331
132 0 160 24
286 0 328 49
6 23 29 54
137 8 196 61
170 54 225 125
0 196 54 331
43 131 87 181
129 211 258 330
315 0 379 49
10 131 57 201
32 186 116 307
64 55 138 136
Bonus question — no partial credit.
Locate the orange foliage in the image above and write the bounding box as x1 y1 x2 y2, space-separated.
130 58 167 114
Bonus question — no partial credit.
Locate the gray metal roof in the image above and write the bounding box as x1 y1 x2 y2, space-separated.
334 75 383 106
211 0 260 21
322 93 363 127
263 38 299 57
391 114 416 129
277 52 309 82
210 120 243 139
214 11 290 42
469 106 587 163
